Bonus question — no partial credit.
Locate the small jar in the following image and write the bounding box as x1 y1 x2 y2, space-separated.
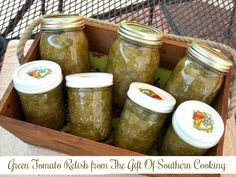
161 100 224 156
40 15 89 75
165 42 232 106
114 82 176 154
66 73 113 141
106 21 163 108
13 60 65 129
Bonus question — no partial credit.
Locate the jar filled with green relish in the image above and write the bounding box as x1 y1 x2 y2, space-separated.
114 82 176 154
66 73 113 141
40 15 89 75
13 60 65 130
106 21 163 108
165 42 232 106
161 100 224 155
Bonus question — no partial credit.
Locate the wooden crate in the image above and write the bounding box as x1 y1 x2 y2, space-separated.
0 20 232 161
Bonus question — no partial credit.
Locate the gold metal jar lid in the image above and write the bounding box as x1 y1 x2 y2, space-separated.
187 42 232 73
40 15 85 31
118 21 163 46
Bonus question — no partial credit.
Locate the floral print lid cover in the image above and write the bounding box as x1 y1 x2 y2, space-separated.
13 60 62 94
172 100 224 149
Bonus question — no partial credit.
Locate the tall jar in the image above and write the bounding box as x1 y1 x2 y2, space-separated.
66 73 113 141
114 82 176 154
161 100 224 156
40 15 89 76
165 42 232 106
106 21 163 108
12 60 65 130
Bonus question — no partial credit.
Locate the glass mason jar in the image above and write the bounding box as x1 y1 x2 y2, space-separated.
40 15 89 76
114 82 176 154
165 42 232 106
161 100 224 156
12 60 65 130
106 21 163 108
66 73 113 141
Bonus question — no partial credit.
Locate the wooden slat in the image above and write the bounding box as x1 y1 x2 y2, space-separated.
0 115 143 156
